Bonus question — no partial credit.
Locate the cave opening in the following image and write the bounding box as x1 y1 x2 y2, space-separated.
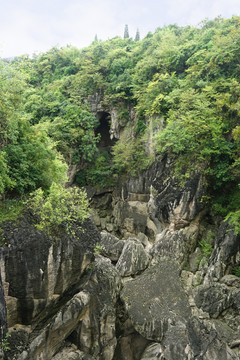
96 112 116 151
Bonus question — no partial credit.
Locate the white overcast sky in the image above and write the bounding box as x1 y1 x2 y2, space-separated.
0 0 239 58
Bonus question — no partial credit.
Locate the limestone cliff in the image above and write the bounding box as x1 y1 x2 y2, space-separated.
0 154 240 359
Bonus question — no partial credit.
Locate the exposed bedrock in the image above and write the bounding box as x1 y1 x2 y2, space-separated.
0 155 240 359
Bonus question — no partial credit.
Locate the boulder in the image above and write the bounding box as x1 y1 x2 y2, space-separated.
116 238 149 277
100 232 125 261
0 217 99 326
120 259 191 341
150 225 199 265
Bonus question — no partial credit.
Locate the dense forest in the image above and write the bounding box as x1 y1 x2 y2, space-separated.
0 16 240 232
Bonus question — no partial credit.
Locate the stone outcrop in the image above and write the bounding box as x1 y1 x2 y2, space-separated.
116 238 149 277
0 271 7 359
0 154 240 359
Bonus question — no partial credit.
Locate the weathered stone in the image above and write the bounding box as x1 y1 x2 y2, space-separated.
72 256 121 359
193 282 240 330
0 270 7 353
205 221 240 281
52 346 95 360
120 260 191 341
220 274 240 288
0 217 99 326
189 247 202 273
100 231 125 261
18 291 90 360
113 200 148 237
150 225 199 265
140 343 164 360
153 171 206 229
116 238 149 277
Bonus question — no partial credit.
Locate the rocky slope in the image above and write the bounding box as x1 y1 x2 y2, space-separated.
0 152 240 360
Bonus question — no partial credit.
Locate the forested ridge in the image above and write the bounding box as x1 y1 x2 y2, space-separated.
0 16 240 232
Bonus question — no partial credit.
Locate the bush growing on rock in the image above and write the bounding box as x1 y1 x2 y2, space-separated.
26 182 89 235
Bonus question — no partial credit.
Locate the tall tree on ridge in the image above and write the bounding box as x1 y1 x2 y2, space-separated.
124 24 129 39
135 28 140 41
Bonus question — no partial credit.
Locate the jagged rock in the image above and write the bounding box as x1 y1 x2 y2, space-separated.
0 217 99 326
113 200 149 238
150 225 199 265
100 232 125 261
139 343 164 359
220 274 240 288
0 271 7 342
139 319 239 360
52 346 95 359
18 256 121 360
153 171 206 230
194 283 231 318
116 238 149 277
5 324 31 360
120 259 191 341
189 247 202 273
0 271 7 360
193 282 240 328
69 256 121 359
205 221 240 281
18 291 91 360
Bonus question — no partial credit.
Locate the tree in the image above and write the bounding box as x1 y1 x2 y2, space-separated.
124 24 129 39
135 28 140 41
26 183 89 235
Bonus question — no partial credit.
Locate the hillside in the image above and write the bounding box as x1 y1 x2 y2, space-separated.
0 16 240 359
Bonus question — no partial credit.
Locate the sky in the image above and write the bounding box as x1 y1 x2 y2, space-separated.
0 0 239 58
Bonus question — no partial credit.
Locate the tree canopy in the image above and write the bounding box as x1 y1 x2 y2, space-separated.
0 16 240 229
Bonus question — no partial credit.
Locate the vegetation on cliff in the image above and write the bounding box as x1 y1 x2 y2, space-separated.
0 16 239 230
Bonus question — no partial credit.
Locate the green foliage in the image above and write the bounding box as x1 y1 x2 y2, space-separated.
196 231 214 267
5 124 67 194
88 151 115 188
94 242 103 256
112 137 153 176
75 151 115 188
0 199 23 223
154 86 234 186
225 210 240 235
0 16 240 228
26 183 89 235
0 332 11 352
48 104 99 165
232 266 240 277
0 59 67 196
199 237 214 258
0 152 13 194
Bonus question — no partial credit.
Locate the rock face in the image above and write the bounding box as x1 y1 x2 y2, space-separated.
121 260 191 342
0 155 240 359
0 271 7 359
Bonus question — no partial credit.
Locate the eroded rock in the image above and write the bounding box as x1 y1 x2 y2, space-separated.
116 238 149 277
120 259 191 341
100 232 125 261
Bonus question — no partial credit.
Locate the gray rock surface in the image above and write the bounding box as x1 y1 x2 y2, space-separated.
1 154 240 359
121 260 191 341
18 291 90 360
100 232 125 261
0 217 98 327
139 343 164 360
116 238 149 276
150 225 199 265
52 347 95 359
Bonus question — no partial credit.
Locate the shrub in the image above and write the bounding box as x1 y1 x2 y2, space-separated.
26 183 89 235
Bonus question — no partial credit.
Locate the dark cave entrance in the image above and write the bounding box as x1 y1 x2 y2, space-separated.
96 112 116 151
